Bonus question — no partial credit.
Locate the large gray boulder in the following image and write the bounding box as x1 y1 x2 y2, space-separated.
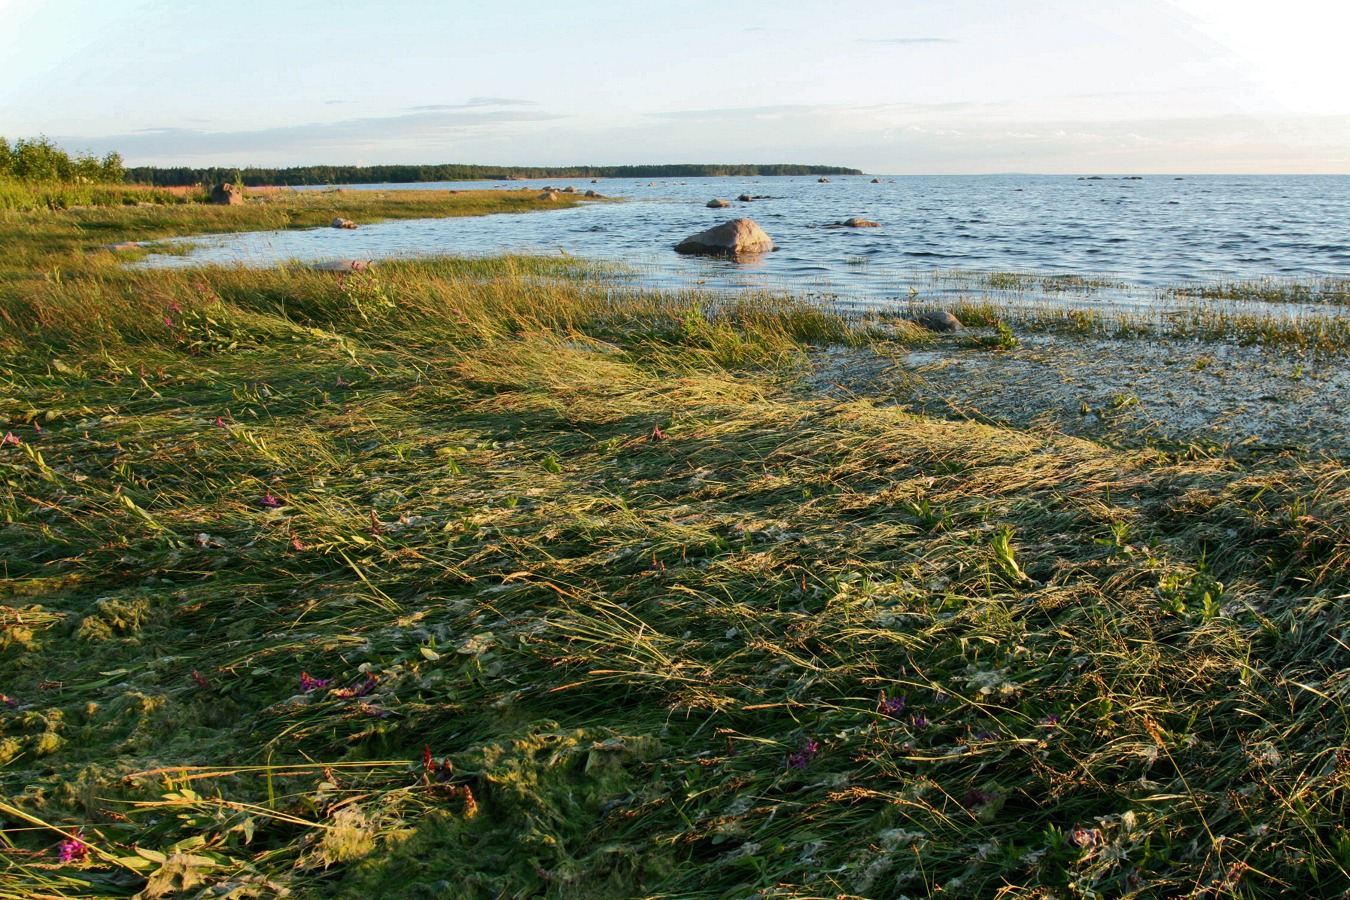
675 219 774 256
209 182 244 205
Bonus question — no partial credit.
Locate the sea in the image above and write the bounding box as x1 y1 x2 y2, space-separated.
141 175 1350 312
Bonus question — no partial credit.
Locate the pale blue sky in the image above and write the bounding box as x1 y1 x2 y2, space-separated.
2 0 1347 172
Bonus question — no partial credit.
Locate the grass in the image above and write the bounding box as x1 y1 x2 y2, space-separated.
3 195 1350 898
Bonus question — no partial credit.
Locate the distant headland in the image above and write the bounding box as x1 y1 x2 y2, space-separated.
125 163 864 187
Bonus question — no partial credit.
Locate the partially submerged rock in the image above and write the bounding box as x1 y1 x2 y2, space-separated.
312 259 374 273
832 217 881 228
818 177 830 183
706 198 731 208
331 217 357 229
911 310 963 333
871 177 882 184
674 218 774 257
737 194 753 202
99 241 143 252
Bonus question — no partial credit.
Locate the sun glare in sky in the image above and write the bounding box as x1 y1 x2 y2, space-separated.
1 0 1346 172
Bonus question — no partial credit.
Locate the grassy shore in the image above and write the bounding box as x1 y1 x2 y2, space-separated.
3 193 1350 899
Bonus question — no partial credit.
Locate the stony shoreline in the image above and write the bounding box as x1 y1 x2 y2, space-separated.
809 329 1350 456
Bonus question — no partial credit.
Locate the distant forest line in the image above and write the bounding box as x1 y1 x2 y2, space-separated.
124 163 864 187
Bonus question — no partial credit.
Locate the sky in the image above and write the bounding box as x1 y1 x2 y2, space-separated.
2 0 1348 173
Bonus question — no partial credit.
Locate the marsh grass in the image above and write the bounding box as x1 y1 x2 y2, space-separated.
3 196 1350 898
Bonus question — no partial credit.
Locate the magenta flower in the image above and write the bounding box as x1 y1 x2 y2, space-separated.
1 432 20 446
164 316 175 328
214 416 227 428
786 739 821 771
651 424 666 441
877 691 906 717
32 423 43 436
335 374 350 387
260 492 282 509
169 301 182 313
300 672 331 693
57 833 88 863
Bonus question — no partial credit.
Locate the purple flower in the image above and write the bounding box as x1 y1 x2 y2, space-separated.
1038 714 1061 726
877 692 906 717
332 675 378 698
300 672 330 693
910 715 929 730
260 492 282 509
974 730 1000 742
57 833 88 863
786 739 821 771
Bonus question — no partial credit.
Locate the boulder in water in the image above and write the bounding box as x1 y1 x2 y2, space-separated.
331 217 357 229
674 218 774 257
706 198 731 208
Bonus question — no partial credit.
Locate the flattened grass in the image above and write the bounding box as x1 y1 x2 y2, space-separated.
2 198 1350 898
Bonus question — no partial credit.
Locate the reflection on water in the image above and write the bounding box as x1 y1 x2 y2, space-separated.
141 174 1350 314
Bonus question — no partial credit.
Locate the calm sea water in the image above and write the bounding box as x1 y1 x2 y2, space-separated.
143 175 1350 309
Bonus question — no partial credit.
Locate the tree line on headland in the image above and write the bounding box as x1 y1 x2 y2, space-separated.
0 135 124 184
124 162 863 187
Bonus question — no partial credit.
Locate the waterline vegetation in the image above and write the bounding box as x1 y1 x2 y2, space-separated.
2 189 1350 898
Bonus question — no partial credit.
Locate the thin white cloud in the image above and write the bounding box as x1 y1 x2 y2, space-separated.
59 107 566 164
860 37 958 45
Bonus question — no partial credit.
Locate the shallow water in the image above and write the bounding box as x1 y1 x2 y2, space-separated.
142 175 1350 311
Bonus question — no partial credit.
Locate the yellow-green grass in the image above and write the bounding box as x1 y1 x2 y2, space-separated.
1 199 1350 899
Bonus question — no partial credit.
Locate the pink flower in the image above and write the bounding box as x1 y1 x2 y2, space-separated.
1 432 20 446
651 424 666 441
787 739 821 770
169 301 182 313
57 833 88 863
214 416 227 428
260 492 282 509
164 316 175 328
300 672 330 693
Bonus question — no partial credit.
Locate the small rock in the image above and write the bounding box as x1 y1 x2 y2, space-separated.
737 194 753 202
331 217 357 229
871 177 882 184
911 310 963 333
591 179 599 183
562 186 576 193
312 260 374 272
675 218 774 257
538 191 559 201
584 190 601 197
707 198 731 208
818 177 830 183
841 217 881 227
